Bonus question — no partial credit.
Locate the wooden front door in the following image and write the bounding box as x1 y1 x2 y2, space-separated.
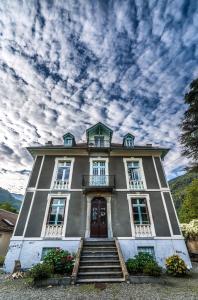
90 197 107 238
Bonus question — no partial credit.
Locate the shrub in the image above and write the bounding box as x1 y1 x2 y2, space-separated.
28 263 53 281
134 252 154 271
43 248 75 275
0 256 5 266
126 252 159 275
126 258 140 274
143 261 162 277
180 219 198 240
165 255 188 276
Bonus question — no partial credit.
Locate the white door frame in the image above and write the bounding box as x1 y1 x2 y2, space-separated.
85 194 113 238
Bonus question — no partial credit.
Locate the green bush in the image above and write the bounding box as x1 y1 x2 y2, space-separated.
0 256 5 266
126 258 140 274
28 263 53 281
165 255 189 277
143 261 162 277
43 248 75 275
126 252 163 276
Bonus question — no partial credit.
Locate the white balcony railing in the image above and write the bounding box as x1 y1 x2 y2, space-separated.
129 180 144 190
134 224 152 237
45 225 63 238
53 180 69 190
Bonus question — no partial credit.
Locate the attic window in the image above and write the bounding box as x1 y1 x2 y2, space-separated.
125 137 134 147
64 137 73 146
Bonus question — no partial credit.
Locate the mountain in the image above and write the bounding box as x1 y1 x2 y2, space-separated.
11 193 23 201
0 187 22 211
169 172 198 214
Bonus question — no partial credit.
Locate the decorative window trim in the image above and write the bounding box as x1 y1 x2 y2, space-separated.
123 157 147 190
41 193 70 238
89 157 109 176
127 194 156 238
50 157 75 190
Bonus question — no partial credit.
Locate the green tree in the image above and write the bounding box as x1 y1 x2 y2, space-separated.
179 179 198 223
0 202 18 213
180 78 198 171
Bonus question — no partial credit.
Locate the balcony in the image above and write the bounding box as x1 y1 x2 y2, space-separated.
87 139 111 148
134 224 152 238
44 224 63 238
53 180 69 190
82 175 115 193
129 179 144 190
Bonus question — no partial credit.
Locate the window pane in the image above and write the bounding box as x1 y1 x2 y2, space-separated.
133 214 140 224
131 198 150 225
138 247 155 258
142 214 149 224
138 198 146 205
48 198 66 225
57 167 64 180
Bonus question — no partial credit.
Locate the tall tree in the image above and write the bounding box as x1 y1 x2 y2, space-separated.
179 179 198 223
180 78 198 171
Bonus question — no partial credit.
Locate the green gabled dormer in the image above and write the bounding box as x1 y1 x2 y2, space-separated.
63 132 76 147
86 122 113 147
123 133 135 147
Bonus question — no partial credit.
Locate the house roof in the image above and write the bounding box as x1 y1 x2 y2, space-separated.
86 122 113 138
0 209 18 232
27 143 169 158
62 132 75 139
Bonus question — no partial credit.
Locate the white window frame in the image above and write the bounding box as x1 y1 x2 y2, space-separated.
127 194 156 237
125 137 134 147
123 157 147 190
41 193 70 238
89 157 109 185
50 157 75 190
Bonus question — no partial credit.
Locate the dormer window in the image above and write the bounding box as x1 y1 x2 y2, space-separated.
86 122 113 148
63 133 75 147
123 133 135 148
65 137 73 146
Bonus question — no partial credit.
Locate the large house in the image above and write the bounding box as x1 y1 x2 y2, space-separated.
5 122 190 281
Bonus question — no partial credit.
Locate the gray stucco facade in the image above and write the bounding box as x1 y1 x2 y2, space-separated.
14 153 180 239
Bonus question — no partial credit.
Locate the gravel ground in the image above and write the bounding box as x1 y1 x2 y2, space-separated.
0 263 198 300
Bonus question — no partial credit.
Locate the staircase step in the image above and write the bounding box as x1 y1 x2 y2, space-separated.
79 265 121 272
83 247 116 250
82 250 117 256
80 260 120 265
81 255 119 260
78 271 123 279
76 278 125 283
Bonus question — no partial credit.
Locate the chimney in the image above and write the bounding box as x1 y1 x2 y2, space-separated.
45 141 53 146
146 143 152 147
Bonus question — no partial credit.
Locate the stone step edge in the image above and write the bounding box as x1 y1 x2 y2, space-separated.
81 255 119 258
78 271 123 275
76 278 125 283
80 260 120 263
79 265 121 268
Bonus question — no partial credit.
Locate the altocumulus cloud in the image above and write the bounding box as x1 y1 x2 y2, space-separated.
0 0 198 193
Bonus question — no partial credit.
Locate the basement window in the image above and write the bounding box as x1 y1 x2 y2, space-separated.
137 246 155 258
41 247 55 260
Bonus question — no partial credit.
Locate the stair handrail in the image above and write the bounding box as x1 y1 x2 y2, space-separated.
115 238 129 282
71 238 83 284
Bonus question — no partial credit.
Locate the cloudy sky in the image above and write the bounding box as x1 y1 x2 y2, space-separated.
0 0 198 194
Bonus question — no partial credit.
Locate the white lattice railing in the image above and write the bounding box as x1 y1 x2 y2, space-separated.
129 180 144 190
45 225 63 238
135 224 152 237
53 180 69 190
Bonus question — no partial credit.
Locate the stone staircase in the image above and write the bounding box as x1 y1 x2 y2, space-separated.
76 239 126 283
